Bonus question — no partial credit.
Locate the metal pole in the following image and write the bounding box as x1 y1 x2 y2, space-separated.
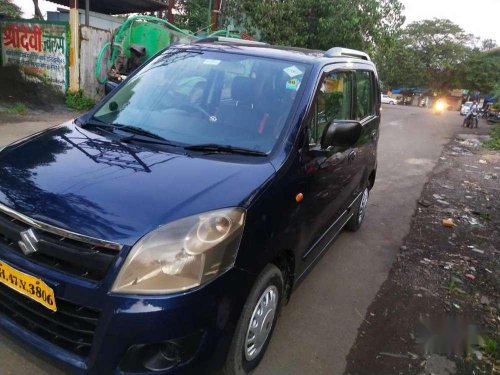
85 0 89 26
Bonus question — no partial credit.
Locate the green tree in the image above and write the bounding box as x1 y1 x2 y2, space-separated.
376 40 427 89
402 19 474 92
175 0 212 33
459 49 500 94
377 19 483 93
481 39 498 51
0 0 21 18
223 0 405 53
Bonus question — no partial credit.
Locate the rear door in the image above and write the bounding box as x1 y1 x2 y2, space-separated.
351 68 380 195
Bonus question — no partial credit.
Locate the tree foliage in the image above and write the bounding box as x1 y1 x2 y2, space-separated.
378 18 499 93
0 0 21 18
459 49 500 94
175 0 212 32
223 0 405 53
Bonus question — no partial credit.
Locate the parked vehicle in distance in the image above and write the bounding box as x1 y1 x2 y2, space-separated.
381 94 396 105
460 101 473 115
0 41 380 375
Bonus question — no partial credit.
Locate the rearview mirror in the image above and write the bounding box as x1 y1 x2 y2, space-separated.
104 81 119 95
321 120 362 149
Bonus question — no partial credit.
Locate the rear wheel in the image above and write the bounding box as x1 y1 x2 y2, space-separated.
223 264 284 375
345 187 369 231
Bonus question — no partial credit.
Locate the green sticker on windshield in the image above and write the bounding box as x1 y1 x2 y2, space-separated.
286 78 300 91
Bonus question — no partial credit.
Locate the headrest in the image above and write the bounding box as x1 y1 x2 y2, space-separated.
231 76 255 104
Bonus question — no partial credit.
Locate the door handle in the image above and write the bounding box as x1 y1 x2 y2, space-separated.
348 150 357 163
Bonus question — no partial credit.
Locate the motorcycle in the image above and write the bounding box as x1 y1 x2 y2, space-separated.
463 108 479 128
432 99 446 115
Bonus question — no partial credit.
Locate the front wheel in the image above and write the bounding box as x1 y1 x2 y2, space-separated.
474 117 478 128
223 264 284 375
345 187 369 231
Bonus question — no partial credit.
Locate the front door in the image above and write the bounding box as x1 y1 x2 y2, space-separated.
296 67 357 267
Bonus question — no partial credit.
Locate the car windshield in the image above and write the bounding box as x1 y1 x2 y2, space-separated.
464 102 472 107
93 48 309 154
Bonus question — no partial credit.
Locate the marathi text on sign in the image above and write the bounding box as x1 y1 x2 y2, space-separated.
1 20 68 92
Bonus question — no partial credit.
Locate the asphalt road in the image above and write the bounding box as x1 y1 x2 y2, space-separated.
0 106 486 374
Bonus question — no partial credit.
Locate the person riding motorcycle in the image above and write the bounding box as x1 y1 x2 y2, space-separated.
463 100 479 127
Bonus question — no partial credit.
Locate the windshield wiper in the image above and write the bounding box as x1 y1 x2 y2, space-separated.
185 143 267 156
81 118 178 146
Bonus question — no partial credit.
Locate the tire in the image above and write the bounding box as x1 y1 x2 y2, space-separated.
474 118 478 128
223 264 284 375
390 101 395 105
345 187 369 232
463 118 468 127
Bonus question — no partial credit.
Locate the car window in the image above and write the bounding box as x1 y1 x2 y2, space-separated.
92 49 309 154
308 71 352 145
355 71 375 120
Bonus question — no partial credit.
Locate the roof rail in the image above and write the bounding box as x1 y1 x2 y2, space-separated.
324 47 371 61
194 36 268 46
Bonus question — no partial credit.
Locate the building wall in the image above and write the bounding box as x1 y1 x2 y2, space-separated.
0 19 69 93
48 10 124 31
79 25 111 100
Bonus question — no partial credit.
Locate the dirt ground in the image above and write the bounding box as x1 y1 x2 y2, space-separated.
0 66 78 145
345 134 500 374
0 66 67 112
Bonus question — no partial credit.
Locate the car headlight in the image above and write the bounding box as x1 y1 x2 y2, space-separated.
112 208 246 294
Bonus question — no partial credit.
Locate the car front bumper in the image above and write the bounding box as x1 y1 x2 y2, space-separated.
0 248 256 375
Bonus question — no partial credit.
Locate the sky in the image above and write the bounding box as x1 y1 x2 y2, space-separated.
13 0 500 43
400 0 500 42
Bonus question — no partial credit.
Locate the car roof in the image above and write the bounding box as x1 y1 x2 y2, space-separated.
173 41 376 68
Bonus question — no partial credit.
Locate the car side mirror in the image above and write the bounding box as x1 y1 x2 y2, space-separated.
104 81 118 95
321 120 362 149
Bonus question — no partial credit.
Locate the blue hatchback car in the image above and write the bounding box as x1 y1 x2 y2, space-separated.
0 39 380 374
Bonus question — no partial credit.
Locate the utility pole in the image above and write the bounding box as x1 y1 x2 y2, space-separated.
167 0 175 23
69 0 80 92
211 0 221 32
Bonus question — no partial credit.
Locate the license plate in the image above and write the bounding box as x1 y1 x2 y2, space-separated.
0 260 57 312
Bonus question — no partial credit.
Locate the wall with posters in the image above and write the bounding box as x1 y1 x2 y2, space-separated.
0 19 69 93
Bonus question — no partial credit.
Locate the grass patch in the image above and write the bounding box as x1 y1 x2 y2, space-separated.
6 103 26 114
484 336 499 360
484 125 500 150
65 91 95 111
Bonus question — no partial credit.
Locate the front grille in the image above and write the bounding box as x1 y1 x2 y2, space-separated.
0 211 117 281
0 282 100 357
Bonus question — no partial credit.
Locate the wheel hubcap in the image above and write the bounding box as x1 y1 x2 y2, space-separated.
358 188 369 223
244 286 278 361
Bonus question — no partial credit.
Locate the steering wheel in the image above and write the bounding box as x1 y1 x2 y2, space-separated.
176 103 211 119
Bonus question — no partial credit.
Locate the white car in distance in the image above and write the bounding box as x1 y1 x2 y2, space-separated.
460 101 473 116
381 94 396 105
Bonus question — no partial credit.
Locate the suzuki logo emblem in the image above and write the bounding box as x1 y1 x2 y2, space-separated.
18 228 39 256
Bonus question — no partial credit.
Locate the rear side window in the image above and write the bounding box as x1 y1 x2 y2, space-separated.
355 71 375 120
309 71 352 145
